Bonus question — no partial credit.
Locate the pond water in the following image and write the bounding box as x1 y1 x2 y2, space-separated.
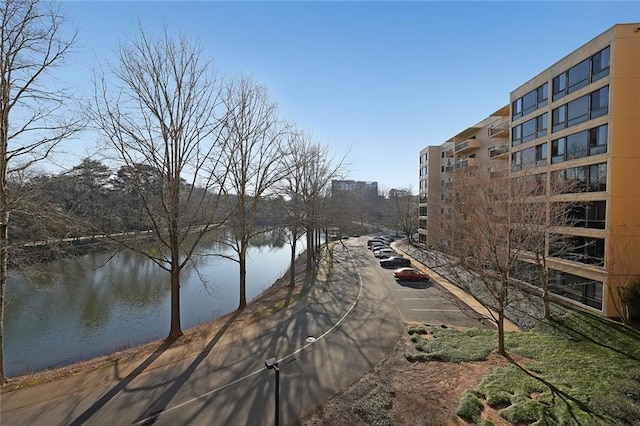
4 233 302 377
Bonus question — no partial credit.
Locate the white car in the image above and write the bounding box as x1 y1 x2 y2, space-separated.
373 248 398 258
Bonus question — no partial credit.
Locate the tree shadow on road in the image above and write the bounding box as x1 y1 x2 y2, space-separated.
68 336 175 426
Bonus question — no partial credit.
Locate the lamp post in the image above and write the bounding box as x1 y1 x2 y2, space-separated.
265 357 280 426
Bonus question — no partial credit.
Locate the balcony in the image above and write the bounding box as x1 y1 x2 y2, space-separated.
445 147 454 157
490 169 509 179
488 144 509 159
454 157 481 169
455 138 481 154
488 122 510 138
445 164 454 173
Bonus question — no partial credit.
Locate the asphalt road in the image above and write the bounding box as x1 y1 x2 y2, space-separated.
1 237 489 425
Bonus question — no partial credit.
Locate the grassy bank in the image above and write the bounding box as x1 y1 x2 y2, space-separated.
406 311 640 425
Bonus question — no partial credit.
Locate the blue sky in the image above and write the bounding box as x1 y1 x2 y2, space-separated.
59 1 639 192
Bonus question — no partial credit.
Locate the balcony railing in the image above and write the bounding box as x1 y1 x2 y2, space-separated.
488 144 509 159
445 164 454 173
445 148 454 157
455 138 481 153
454 157 481 169
488 122 510 138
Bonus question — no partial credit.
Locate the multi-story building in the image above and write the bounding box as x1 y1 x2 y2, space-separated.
418 105 510 247
418 23 640 318
331 180 378 200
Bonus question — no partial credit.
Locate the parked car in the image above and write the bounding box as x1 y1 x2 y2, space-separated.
368 239 387 246
393 267 429 281
374 248 398 258
370 243 389 251
380 256 411 268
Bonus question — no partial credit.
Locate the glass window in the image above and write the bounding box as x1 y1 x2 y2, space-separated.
512 151 522 171
537 83 549 108
590 86 609 118
589 124 608 155
522 118 536 143
587 201 606 229
523 91 537 116
592 46 610 82
589 163 607 192
569 167 587 191
512 98 523 120
512 124 523 146
567 203 587 227
552 105 567 132
537 113 548 138
566 131 588 160
553 73 567 101
548 271 603 309
552 137 566 164
537 143 548 165
567 95 589 127
567 59 590 94
555 163 606 193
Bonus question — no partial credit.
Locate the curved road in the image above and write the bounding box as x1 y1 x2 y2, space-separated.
1 237 488 425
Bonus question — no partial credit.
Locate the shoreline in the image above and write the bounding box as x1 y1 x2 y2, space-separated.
2 250 318 393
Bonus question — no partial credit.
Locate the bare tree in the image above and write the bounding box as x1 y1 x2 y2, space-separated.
0 0 83 384
302 143 346 268
516 174 579 320
89 25 230 341
219 77 287 310
438 168 548 355
389 187 418 240
278 129 310 287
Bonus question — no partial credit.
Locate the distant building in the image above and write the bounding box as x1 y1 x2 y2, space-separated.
418 23 640 319
331 180 378 199
388 188 412 198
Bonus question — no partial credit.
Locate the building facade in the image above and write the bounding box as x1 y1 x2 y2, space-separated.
331 180 378 199
418 23 640 318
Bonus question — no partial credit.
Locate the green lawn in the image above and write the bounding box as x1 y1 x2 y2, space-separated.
406 312 640 425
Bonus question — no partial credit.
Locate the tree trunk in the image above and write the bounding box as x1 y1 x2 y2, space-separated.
306 229 313 268
168 263 183 341
289 237 297 288
542 270 551 320
238 243 248 309
497 307 506 356
1 98 8 384
0 212 7 384
497 279 507 356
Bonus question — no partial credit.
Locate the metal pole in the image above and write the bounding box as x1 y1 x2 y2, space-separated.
274 365 280 426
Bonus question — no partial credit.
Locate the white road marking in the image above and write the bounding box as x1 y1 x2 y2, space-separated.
402 297 447 300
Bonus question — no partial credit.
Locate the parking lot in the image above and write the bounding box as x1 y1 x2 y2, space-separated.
365 235 494 329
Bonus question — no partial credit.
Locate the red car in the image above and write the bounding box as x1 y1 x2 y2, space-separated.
393 267 429 281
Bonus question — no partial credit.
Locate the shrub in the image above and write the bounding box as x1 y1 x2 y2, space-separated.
354 385 394 426
456 390 483 422
406 325 428 335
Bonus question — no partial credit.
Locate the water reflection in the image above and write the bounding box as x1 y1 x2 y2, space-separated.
5 228 301 377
